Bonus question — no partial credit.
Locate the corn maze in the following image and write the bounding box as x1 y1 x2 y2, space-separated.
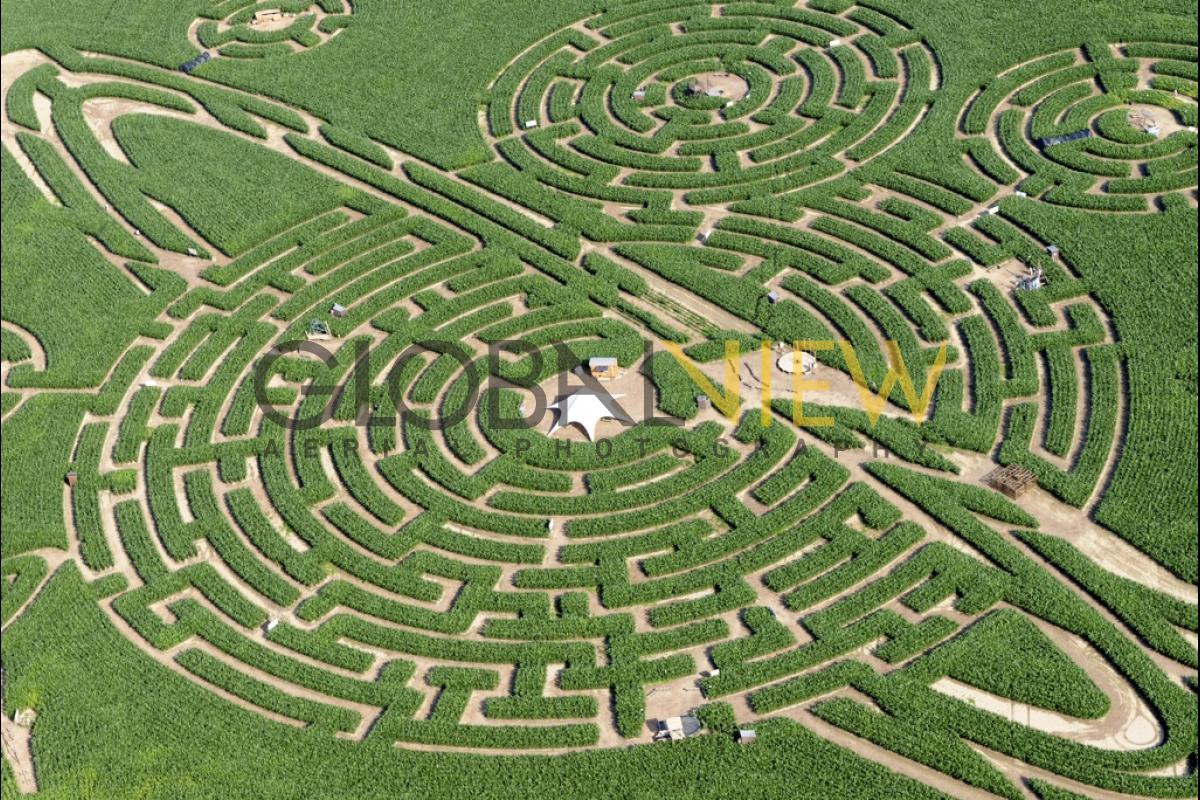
962 42 1199 210
1 1 1197 799
189 1 355 60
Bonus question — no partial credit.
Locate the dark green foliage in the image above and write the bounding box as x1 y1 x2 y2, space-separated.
907 609 1110 718
0 2 1196 798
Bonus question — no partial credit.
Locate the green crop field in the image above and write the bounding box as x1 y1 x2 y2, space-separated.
1 1 1196 798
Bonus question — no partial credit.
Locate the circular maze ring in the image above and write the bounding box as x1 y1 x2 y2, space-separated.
485 2 940 206
962 42 1199 211
190 1 354 59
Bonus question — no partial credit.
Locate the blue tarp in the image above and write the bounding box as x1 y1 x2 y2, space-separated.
1039 129 1092 148
180 52 212 74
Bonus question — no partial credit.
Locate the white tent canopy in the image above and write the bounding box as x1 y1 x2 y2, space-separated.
547 391 632 441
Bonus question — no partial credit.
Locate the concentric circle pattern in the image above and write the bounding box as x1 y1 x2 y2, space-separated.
190 1 354 59
1 2 1197 795
963 43 1198 210
487 2 939 206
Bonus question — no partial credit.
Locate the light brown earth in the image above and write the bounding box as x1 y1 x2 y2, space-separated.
0 15 1195 791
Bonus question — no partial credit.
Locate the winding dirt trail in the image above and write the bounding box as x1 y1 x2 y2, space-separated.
0 21 1196 796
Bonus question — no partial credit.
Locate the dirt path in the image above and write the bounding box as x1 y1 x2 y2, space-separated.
1 31 1195 792
932 616 1162 751
0 713 37 795
1 554 75 796
185 2 351 57
956 44 1197 213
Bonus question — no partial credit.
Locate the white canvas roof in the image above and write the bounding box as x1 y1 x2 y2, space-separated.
548 391 632 441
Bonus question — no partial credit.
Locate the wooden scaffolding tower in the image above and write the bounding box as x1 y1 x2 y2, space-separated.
982 465 1037 499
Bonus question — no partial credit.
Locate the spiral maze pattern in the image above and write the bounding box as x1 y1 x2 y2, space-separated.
963 42 1198 211
190 0 354 59
486 1 938 211
1 2 1197 796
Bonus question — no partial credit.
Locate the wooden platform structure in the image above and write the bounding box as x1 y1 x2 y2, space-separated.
982 464 1037 498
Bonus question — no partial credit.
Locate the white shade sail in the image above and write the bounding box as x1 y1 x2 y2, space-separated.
547 391 633 441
